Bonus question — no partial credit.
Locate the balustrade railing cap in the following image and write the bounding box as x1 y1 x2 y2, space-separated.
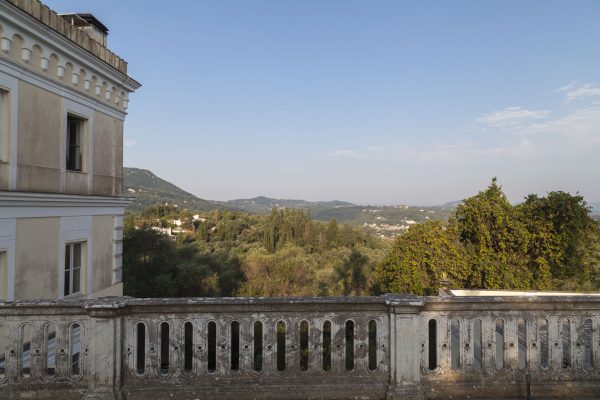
123 295 389 306
83 296 132 309
382 293 425 307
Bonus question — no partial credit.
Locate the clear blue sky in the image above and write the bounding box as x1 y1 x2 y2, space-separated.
47 0 600 205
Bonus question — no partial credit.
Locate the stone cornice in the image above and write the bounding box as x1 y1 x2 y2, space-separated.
4 294 600 313
0 190 133 208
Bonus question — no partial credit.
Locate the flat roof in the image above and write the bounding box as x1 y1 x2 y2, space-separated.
450 289 600 297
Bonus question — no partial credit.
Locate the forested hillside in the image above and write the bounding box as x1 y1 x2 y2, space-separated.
123 208 390 297
124 167 220 212
123 179 600 297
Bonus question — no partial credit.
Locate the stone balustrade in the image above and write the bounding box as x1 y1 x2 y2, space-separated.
1 294 600 399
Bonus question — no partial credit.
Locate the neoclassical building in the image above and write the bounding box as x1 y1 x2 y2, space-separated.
0 0 140 300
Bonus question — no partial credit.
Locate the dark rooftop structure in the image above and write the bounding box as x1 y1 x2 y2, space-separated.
59 12 109 46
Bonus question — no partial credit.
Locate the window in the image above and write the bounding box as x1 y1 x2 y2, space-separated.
0 90 8 162
66 115 85 171
0 251 7 300
64 242 84 296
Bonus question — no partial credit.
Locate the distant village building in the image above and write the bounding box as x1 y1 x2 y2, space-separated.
0 0 140 300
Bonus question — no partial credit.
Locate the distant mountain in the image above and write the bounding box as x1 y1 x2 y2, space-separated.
438 200 463 209
224 196 354 214
123 167 453 237
123 167 220 212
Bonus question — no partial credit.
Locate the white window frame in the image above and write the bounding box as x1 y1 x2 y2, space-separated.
61 99 94 193
0 89 7 161
0 251 7 300
0 218 16 301
113 215 123 284
64 241 85 297
59 216 92 299
66 114 86 172
0 72 18 189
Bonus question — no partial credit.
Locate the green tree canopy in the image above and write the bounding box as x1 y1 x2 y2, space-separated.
373 221 470 295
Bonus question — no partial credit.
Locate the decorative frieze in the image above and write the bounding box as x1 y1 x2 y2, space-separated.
0 1 138 113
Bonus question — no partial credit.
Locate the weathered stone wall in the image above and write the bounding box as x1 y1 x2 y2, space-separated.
1 295 600 399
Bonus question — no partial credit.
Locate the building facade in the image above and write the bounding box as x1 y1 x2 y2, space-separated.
0 0 140 300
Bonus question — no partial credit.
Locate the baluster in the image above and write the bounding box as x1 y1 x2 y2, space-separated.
31 321 45 381
288 317 300 374
261 318 274 375
483 317 493 372
548 316 560 370
440 316 449 372
145 320 158 377
170 320 182 377
463 318 473 371
239 318 251 375
333 319 344 374
356 318 368 373
197 319 208 375
504 318 515 371
56 321 70 379
530 318 541 373
308 318 321 374
217 320 228 375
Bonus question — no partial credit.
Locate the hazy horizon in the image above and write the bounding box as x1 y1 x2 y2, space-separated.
47 0 600 205
125 165 600 208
